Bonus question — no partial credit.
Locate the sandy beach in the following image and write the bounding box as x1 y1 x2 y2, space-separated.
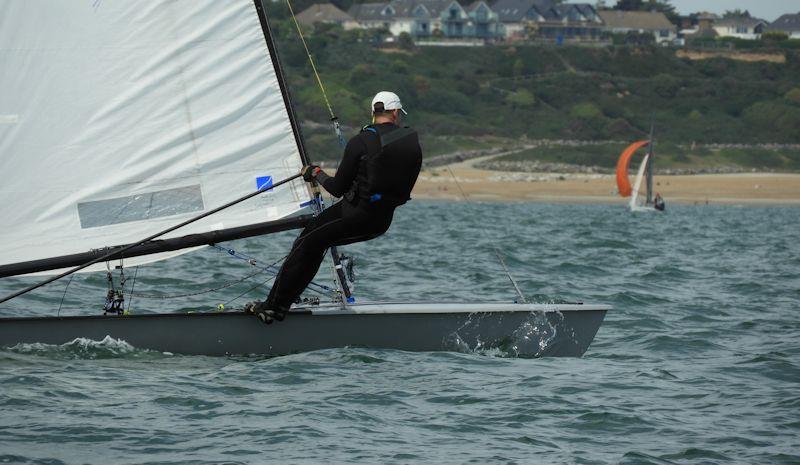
411 157 800 205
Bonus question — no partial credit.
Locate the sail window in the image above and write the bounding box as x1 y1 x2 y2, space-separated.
77 185 205 229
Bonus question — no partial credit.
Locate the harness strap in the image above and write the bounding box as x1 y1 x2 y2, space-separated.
352 125 418 204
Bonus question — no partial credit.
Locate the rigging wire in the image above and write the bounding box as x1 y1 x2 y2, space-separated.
209 244 337 295
223 274 277 307
284 0 355 303
127 248 335 302
441 165 529 303
285 0 346 146
127 266 139 312
130 254 287 300
57 274 75 317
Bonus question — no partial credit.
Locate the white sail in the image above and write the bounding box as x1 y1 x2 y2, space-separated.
0 1 311 271
629 154 649 210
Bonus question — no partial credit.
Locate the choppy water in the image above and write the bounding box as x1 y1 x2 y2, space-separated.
1 201 799 464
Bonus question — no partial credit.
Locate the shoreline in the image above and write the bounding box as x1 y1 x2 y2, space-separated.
411 166 800 206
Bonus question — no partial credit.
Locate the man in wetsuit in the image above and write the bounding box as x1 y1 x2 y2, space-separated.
250 91 422 324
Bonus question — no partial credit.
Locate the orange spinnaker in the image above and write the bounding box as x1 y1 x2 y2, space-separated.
616 140 650 197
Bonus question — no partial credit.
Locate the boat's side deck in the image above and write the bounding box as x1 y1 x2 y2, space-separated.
303 302 612 315
0 302 611 322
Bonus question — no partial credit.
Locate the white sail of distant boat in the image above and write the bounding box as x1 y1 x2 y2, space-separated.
629 153 650 210
0 0 608 357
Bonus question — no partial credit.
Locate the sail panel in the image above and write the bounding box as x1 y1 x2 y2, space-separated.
615 140 650 197
629 154 649 210
0 0 310 269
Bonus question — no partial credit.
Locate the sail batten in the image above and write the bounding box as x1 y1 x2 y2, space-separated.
0 0 311 273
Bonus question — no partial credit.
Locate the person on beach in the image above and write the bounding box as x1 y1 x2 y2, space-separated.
248 91 422 324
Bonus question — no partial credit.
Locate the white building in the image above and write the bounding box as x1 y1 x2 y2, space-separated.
597 10 676 44
712 16 767 39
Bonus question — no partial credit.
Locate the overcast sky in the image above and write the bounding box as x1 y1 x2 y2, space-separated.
667 0 799 22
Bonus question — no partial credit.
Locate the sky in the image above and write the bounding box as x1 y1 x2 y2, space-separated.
667 0 800 22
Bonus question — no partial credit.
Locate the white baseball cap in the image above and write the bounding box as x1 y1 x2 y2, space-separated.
371 91 407 115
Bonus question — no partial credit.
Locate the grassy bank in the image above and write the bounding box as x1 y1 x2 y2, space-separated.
263 10 800 165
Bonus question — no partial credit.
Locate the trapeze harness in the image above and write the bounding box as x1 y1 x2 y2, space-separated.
343 125 419 209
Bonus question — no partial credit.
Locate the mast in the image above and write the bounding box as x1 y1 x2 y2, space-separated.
645 124 655 205
253 0 352 300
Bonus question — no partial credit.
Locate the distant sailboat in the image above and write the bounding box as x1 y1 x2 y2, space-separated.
0 0 608 357
615 129 665 212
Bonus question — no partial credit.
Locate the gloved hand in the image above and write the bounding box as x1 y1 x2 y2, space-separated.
302 165 320 182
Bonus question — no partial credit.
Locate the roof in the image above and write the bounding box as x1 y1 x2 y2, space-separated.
296 3 354 26
597 10 674 31
349 0 462 20
491 0 552 22
389 0 460 18
467 1 492 14
348 2 391 21
768 13 800 33
546 3 599 22
714 16 767 28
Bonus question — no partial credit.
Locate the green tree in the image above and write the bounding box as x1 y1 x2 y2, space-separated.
513 58 525 77
785 87 800 105
613 0 643 9
505 89 536 108
398 32 415 50
571 102 602 119
723 9 750 18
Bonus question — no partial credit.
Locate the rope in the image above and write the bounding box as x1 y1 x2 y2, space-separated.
132 267 270 300
130 254 287 300
223 274 277 307
285 0 346 147
210 245 337 295
286 0 335 120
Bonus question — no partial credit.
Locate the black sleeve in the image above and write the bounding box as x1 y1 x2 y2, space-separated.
315 136 365 198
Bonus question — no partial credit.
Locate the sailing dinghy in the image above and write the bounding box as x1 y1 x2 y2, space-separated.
0 0 608 357
615 130 665 212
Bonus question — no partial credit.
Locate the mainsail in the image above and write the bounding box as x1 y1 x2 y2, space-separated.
0 1 313 276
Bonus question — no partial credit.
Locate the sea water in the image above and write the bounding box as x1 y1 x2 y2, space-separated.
0 201 798 464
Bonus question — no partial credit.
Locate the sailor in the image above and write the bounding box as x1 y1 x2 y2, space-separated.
654 192 665 211
250 91 423 324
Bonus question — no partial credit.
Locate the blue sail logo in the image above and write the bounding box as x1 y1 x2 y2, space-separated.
256 176 273 191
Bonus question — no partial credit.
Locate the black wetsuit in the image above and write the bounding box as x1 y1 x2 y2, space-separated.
265 123 422 310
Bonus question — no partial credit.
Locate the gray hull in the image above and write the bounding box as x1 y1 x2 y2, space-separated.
0 303 608 357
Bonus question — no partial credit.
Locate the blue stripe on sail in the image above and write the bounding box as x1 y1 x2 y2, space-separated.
300 198 322 208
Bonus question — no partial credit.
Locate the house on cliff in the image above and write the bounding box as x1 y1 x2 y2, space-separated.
348 0 502 38
597 10 676 44
767 12 800 39
712 16 768 40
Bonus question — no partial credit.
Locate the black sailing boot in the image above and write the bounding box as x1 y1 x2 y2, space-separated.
250 300 289 325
